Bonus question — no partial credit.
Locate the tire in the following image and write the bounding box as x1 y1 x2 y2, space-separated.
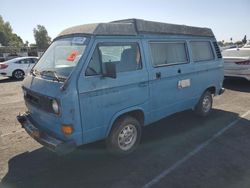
106 116 142 156
12 69 25 79
195 90 213 117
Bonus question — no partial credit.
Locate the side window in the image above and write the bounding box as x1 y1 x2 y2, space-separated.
14 60 21 64
85 47 102 76
32 58 38 64
190 41 214 62
15 58 37 64
18 60 27 64
86 43 141 76
150 42 188 66
25 59 32 64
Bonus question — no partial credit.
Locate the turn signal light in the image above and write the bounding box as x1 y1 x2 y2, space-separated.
61 124 74 135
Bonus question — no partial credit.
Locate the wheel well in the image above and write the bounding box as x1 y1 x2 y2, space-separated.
116 110 144 126
206 86 216 95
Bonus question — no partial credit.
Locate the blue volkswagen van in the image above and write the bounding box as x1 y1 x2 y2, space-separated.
17 19 224 155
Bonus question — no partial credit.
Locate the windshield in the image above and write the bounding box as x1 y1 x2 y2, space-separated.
222 49 250 57
33 36 89 80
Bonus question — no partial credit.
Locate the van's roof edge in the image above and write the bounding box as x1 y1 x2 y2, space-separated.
57 18 214 38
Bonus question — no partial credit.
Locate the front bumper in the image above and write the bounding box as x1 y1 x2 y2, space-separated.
219 88 225 95
17 112 76 155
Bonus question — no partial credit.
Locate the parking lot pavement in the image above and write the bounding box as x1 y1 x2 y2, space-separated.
0 77 250 188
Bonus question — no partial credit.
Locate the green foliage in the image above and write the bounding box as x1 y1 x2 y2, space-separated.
0 15 23 47
218 35 248 47
235 41 243 46
33 25 51 50
217 41 223 46
242 35 247 44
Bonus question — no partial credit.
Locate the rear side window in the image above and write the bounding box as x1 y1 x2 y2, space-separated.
86 43 141 76
190 41 214 62
149 42 188 66
17 59 31 64
31 58 38 64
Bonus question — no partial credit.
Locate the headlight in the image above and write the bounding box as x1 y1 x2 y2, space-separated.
52 99 60 114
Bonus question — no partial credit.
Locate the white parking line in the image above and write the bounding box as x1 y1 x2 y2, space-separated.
143 110 250 188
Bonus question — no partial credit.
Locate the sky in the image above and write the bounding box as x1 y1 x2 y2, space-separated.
0 0 249 44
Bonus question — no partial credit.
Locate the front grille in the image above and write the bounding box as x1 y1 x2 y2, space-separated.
23 88 54 113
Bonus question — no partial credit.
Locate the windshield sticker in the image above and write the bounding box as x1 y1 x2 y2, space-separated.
72 37 86 44
67 51 79 61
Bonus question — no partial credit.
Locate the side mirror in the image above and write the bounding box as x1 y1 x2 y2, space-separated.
102 62 116 79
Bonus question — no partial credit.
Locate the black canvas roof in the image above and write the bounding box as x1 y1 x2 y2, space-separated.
57 19 214 38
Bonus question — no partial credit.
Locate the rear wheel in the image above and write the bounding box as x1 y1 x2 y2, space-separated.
12 69 24 79
106 116 141 156
195 91 213 117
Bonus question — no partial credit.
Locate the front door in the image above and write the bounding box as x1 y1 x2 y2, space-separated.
77 39 149 144
18 59 30 74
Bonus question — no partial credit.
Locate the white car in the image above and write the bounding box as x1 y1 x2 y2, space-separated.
243 42 250 48
0 57 38 79
222 48 250 81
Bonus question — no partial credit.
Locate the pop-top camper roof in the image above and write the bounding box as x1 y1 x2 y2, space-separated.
57 19 214 38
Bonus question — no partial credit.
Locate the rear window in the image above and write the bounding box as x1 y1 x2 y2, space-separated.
222 49 250 57
190 41 214 62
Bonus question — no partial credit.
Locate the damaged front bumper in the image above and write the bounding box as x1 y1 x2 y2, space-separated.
17 112 76 155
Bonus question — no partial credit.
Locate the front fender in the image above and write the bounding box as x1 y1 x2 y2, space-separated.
105 106 145 137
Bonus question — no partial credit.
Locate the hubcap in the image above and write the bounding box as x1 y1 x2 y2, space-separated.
202 95 211 113
14 70 24 79
118 124 137 151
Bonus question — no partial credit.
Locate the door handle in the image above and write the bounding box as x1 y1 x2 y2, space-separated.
178 69 181 74
156 72 161 79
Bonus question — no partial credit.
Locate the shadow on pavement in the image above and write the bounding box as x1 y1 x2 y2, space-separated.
0 77 23 83
1 109 245 188
223 78 250 93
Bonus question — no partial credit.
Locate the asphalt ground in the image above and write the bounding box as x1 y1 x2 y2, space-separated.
0 77 250 188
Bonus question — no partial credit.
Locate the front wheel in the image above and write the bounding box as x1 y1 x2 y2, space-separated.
195 91 213 117
106 116 141 156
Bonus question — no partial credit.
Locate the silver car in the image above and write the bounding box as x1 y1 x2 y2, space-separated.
222 48 250 81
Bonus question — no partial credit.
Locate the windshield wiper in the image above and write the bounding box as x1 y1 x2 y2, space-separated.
40 70 66 82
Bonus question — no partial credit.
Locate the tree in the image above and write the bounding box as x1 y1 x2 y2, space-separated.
24 40 29 47
33 25 51 50
242 35 247 44
8 33 23 48
217 41 224 47
0 15 23 47
235 41 243 46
